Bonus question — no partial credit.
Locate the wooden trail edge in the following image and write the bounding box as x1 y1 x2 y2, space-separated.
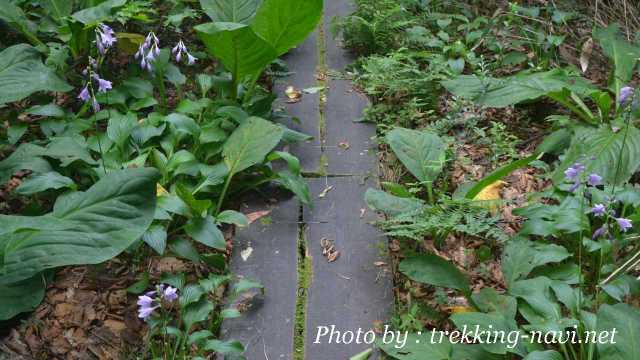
221 1 393 359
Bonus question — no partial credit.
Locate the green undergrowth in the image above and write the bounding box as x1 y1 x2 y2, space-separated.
338 0 640 360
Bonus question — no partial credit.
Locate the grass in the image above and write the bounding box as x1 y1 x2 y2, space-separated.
293 224 313 360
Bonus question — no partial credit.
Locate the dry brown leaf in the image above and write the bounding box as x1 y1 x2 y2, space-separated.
318 185 333 198
246 210 271 224
580 38 593 73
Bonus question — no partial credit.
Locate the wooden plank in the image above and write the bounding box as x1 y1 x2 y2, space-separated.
323 79 377 175
221 191 300 360
275 32 322 173
303 177 394 359
324 0 358 71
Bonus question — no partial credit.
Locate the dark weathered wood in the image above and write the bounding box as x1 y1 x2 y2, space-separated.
275 32 322 173
324 0 358 71
221 192 300 360
303 177 393 360
323 79 377 175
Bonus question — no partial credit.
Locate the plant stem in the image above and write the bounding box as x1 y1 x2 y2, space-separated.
157 75 168 114
215 174 234 215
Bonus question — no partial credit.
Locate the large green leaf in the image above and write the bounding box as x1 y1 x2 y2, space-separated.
501 238 571 287
251 0 323 55
16 172 75 195
552 125 640 186
0 2 39 45
442 69 595 108
386 128 446 183
0 168 159 284
523 351 563 360
399 253 470 293
223 116 284 175
72 0 127 24
0 143 52 183
593 24 640 101
0 274 47 320
0 44 72 105
597 303 640 360
195 22 277 82
364 188 424 216
450 312 524 355
199 0 260 23
41 0 74 22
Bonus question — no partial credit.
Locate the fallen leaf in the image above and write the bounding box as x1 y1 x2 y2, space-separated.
240 247 253 262
374 261 387 267
156 183 169 196
338 141 350 150
303 86 324 94
327 250 340 263
473 180 506 215
580 38 593 73
246 210 271 224
318 185 334 198
360 208 366 218
285 86 302 103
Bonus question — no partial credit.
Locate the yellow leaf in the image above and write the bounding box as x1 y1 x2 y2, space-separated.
472 180 506 214
156 183 169 197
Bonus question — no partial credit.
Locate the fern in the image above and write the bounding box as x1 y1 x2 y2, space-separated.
376 197 508 243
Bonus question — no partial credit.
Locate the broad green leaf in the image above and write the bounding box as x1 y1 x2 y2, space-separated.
203 339 244 355
216 210 249 227
552 125 640 186
176 184 212 216
0 274 47 320
16 172 75 195
223 116 284 175
510 277 562 321
501 238 571 286
364 188 424 216
41 0 73 22
0 44 72 105
399 253 469 293
378 333 500 360
442 69 596 108
0 168 159 284
471 288 517 320
275 170 311 204
350 349 372 360
386 128 446 183
199 0 259 23
251 0 323 55
107 112 138 148
72 0 127 24
450 312 523 355
122 77 153 99
185 216 227 250
142 225 167 255
183 298 214 331
180 284 206 307
25 103 66 118
169 237 201 263
0 3 39 45
195 22 277 82
593 24 640 101
523 351 563 360
45 136 97 166
0 143 52 183
597 303 640 360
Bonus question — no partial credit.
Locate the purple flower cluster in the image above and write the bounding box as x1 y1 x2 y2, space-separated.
135 32 161 72
137 284 179 320
172 40 197 66
96 24 117 55
564 163 601 192
620 86 634 106
590 202 634 239
77 64 112 113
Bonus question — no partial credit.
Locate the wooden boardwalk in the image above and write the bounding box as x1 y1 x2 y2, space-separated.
221 1 393 358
